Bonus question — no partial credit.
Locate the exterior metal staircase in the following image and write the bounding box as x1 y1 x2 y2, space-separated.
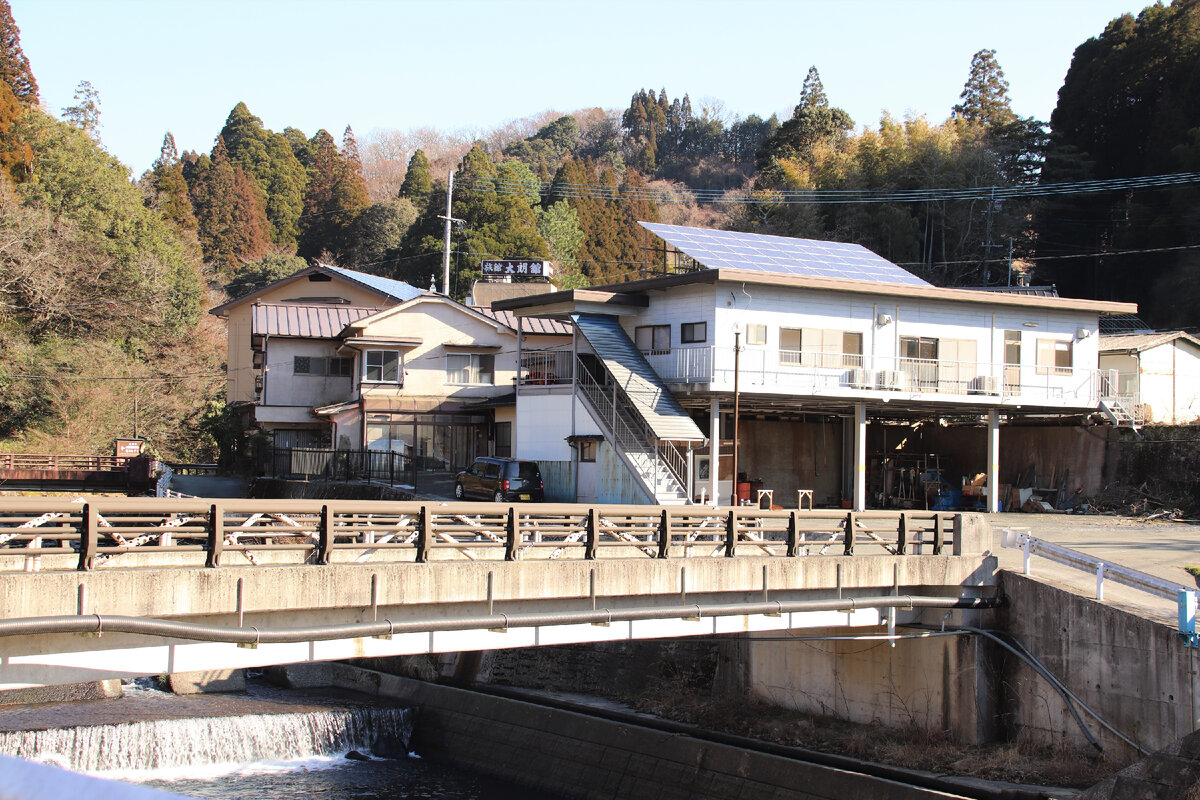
570 313 706 505
1099 370 1143 437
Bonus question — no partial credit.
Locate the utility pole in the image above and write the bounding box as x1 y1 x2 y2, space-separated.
439 170 456 296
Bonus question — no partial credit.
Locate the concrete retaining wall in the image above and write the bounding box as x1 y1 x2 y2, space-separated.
325 664 954 800
996 572 1200 759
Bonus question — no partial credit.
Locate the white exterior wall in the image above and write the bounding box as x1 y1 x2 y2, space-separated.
355 301 517 405
624 279 1101 409
515 394 601 462
1139 342 1200 424
262 339 352 413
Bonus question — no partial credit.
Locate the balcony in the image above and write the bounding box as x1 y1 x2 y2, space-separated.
519 350 574 387
644 346 1107 410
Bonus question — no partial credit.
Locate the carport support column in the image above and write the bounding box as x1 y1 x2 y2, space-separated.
709 397 720 505
987 408 1000 513
853 402 866 512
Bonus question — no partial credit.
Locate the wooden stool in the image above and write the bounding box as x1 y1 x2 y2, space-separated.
797 489 814 510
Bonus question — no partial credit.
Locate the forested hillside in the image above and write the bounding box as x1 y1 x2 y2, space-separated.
2 0 1199 457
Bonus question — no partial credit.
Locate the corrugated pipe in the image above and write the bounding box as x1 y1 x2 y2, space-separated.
0 595 998 645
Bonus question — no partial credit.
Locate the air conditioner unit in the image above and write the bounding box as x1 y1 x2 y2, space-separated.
846 368 874 389
968 376 1001 395
875 370 909 391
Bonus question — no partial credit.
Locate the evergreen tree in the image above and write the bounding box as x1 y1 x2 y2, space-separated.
0 78 29 180
61 81 100 138
297 128 368 261
757 67 853 173
952 49 1017 128
398 148 432 201
192 137 268 273
0 0 36 105
148 132 197 232
218 103 306 249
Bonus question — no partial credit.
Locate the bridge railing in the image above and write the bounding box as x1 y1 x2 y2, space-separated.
0 454 133 472
0 499 969 572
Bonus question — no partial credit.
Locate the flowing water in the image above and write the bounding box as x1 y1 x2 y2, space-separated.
0 681 545 799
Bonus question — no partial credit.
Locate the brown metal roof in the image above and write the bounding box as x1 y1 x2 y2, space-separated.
472 306 572 335
252 303 381 338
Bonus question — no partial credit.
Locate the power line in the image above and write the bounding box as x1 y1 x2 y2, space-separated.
466 171 1200 205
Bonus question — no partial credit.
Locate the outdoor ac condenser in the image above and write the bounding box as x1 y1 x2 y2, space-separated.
968 376 1001 395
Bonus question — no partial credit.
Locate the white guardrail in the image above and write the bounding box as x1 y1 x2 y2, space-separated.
1000 528 1199 644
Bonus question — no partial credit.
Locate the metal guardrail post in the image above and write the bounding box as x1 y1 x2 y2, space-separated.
78 503 97 572
317 504 332 565
896 513 908 555
657 509 670 559
585 507 597 560
931 512 944 555
505 507 517 562
724 509 736 557
843 512 855 556
416 506 431 563
206 503 223 568
786 511 799 557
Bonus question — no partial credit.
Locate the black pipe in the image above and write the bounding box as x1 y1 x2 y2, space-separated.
0 595 999 645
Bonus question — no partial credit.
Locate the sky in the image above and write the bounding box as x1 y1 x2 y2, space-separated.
12 0 1144 176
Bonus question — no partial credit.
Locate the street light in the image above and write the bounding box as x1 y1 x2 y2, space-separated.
731 323 742 507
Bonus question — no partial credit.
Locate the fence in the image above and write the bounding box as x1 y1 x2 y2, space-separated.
0 499 966 572
260 446 416 487
0 454 132 472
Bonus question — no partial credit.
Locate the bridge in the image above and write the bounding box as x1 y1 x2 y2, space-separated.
0 498 994 690
0 453 157 493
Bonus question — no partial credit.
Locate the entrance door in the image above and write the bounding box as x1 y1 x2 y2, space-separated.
1004 330 1021 394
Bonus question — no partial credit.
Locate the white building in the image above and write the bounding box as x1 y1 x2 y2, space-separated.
496 223 1137 511
1099 330 1200 425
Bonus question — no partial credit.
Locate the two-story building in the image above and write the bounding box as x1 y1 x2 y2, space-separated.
495 223 1138 511
210 264 570 472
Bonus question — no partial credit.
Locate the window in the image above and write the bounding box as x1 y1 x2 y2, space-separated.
746 324 767 345
579 440 597 462
446 353 495 385
1037 339 1073 374
294 356 353 377
634 325 671 355
494 422 512 458
365 350 401 383
681 322 707 344
780 328 862 367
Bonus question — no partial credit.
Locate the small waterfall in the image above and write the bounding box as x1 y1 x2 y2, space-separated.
0 706 413 775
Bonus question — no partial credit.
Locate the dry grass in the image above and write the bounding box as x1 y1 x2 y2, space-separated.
626 689 1120 790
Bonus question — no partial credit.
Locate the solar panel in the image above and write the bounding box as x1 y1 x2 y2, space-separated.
640 222 931 287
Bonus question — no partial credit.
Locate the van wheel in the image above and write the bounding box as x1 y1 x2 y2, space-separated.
454 483 464 499
494 490 505 503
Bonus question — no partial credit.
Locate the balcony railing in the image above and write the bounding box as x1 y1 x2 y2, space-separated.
519 350 574 386
645 346 1107 408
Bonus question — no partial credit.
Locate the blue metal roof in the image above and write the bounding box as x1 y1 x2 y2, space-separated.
640 223 931 287
323 265 425 302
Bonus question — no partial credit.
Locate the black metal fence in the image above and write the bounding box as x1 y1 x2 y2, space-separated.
259 446 419 488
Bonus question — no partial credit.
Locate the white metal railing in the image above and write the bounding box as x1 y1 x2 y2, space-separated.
645 346 1104 408
1000 528 1197 638
576 359 689 498
520 350 573 386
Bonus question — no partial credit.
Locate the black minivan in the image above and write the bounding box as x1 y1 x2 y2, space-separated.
454 457 545 502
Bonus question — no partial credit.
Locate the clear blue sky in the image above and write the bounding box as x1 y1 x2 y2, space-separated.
13 0 1142 175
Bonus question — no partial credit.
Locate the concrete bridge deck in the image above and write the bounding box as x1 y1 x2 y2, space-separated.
0 499 995 689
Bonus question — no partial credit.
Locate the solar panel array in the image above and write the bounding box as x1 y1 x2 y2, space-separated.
640 222 931 287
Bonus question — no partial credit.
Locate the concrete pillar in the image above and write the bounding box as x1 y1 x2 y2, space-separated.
709 397 720 506
853 402 866 512
987 408 1000 513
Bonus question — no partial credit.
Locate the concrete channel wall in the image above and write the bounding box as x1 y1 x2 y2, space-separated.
322 664 960 800
996 572 1200 759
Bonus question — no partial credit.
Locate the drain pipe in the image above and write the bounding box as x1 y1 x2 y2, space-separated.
0 596 998 645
